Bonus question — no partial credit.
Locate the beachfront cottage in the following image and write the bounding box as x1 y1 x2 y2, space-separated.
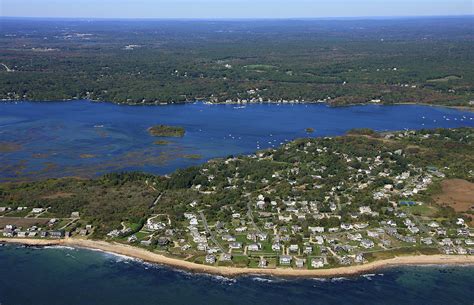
295 258 305 268
49 231 64 238
355 253 364 264
205 254 216 264
279 255 292 265
220 253 232 262
339 256 353 265
311 257 325 268
157 237 170 246
2 229 14 237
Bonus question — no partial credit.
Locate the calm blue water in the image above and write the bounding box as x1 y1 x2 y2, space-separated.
1 101 473 181
0 245 472 305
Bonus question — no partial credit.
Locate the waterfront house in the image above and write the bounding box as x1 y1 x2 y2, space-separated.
205 254 216 264
295 258 305 268
2 229 14 237
49 231 63 238
355 253 364 263
17 232 27 238
339 256 353 265
140 239 152 246
311 257 324 268
279 255 292 265
220 253 232 262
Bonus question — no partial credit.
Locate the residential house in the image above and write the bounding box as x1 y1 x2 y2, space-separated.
311 257 325 268
360 239 375 249
205 254 216 264
279 255 292 265
295 258 305 268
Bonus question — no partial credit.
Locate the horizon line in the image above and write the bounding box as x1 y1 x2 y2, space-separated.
1 14 473 21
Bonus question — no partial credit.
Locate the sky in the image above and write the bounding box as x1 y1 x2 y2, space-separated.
1 0 472 19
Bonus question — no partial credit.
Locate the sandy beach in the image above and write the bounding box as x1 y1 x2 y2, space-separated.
2 237 474 277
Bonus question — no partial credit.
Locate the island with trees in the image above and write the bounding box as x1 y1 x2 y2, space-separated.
148 125 185 137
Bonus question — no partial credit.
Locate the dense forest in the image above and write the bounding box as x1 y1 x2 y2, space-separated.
0 17 473 106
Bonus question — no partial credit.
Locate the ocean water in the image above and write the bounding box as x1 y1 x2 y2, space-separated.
0 101 473 181
0 245 472 305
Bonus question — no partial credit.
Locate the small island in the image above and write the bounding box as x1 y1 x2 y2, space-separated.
305 128 314 133
148 125 185 137
154 140 171 145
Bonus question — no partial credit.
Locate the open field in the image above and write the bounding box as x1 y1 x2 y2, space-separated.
0 217 50 228
434 179 474 212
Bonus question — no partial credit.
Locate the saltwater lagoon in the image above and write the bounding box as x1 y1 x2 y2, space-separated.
1 101 473 182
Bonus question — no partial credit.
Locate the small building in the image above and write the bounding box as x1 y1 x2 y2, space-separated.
248 243 260 251
221 234 236 242
295 258 305 268
157 237 170 247
205 254 216 264
311 257 325 269
140 239 152 246
279 255 292 265
220 253 232 262
49 231 64 239
258 257 268 268
360 239 375 249
229 242 242 250
289 244 299 253
354 253 364 263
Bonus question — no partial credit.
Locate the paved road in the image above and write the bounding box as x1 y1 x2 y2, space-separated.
199 211 225 252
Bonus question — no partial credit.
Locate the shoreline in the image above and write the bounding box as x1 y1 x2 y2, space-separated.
2 98 473 113
2 238 474 278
